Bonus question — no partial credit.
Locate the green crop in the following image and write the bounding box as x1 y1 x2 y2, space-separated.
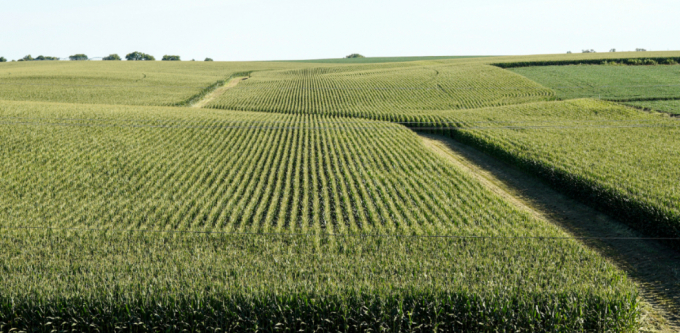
206 62 554 116
0 61 297 106
0 229 639 332
510 64 680 101
626 99 680 115
396 99 680 245
0 100 561 236
4 53 680 331
0 100 640 331
277 55 489 64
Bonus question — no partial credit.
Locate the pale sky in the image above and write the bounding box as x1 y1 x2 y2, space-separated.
1 0 678 61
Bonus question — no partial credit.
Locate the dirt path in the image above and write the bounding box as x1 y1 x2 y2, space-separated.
420 134 680 332
192 77 247 108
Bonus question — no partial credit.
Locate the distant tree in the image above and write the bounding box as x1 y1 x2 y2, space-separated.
636 48 647 52
582 49 596 53
69 54 88 61
204 58 213 61
18 55 34 61
566 51 572 54
345 53 365 58
609 49 616 52
35 55 60 61
125 51 155 61
102 54 121 61
0 57 6 62
162 55 181 61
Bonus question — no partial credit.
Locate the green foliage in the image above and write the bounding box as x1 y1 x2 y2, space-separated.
0 62 285 106
0 100 640 331
0 229 639 332
281 55 488 64
392 99 680 245
17 55 60 61
510 64 680 101
205 57 213 61
102 53 121 61
4 52 680 330
494 57 680 68
0 57 6 62
206 62 553 115
345 53 365 58
35 55 60 61
626 99 680 115
125 51 155 61
162 55 181 61
69 53 88 61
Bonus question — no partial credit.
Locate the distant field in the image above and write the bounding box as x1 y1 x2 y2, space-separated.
207 62 554 116
626 99 680 114
0 61 296 106
277 55 490 64
0 100 639 330
510 64 680 101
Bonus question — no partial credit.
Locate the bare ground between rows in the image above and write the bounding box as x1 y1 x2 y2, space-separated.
420 134 680 332
192 77 247 108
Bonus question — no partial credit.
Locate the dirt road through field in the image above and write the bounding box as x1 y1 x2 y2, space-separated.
192 77 247 108
421 133 680 332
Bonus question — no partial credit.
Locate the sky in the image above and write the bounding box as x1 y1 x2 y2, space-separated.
1 0 678 61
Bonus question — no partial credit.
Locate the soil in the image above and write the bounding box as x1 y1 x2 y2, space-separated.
192 77 247 108
421 134 680 332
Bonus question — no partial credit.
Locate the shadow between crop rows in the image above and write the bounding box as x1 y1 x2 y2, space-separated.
419 133 680 331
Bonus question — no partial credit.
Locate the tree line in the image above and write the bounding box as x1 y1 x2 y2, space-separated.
0 52 214 62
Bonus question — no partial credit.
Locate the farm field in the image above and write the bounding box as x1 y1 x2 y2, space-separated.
0 229 638 331
206 62 554 116
626 99 680 115
2 51 680 331
0 100 641 330
0 61 296 106
394 99 680 243
279 55 489 63
509 64 680 101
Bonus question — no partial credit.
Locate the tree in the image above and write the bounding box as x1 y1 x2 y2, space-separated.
18 55 34 61
204 58 213 61
609 49 616 52
69 54 88 61
102 54 121 61
125 51 155 61
35 55 59 61
345 53 365 58
636 48 647 52
162 55 181 61
0 57 6 62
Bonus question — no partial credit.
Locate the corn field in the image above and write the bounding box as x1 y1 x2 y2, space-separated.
206 63 554 116
398 99 680 246
2 52 680 331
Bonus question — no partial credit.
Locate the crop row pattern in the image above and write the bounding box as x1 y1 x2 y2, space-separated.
0 100 639 331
